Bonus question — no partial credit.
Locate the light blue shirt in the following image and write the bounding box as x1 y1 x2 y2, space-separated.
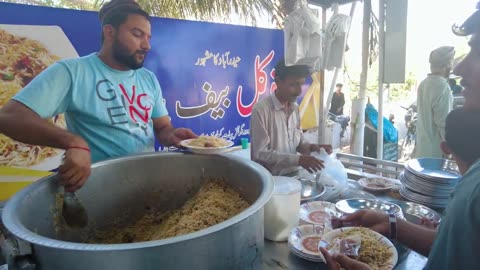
425 159 480 270
13 53 168 162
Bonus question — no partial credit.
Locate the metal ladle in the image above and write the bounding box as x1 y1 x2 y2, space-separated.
58 157 88 228
61 187 88 228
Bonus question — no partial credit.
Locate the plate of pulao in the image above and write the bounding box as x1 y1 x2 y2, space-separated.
319 227 398 270
0 24 78 170
180 136 234 154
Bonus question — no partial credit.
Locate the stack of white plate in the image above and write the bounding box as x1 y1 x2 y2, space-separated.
400 158 460 209
287 224 329 262
298 201 339 228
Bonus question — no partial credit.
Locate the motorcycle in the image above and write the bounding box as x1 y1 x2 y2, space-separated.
399 104 417 162
328 112 350 138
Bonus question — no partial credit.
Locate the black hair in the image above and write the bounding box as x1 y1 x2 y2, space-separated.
336 83 343 88
445 108 480 164
274 59 311 82
452 3 480 36
98 0 150 43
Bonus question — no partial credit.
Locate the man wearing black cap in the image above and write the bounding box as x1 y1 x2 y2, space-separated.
0 0 196 192
250 59 332 176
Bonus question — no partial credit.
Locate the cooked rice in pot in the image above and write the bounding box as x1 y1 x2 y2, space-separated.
87 179 250 244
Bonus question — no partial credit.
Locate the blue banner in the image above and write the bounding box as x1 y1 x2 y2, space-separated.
0 2 288 150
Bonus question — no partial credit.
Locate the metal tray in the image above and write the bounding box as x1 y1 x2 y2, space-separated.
335 198 403 217
406 158 460 180
388 200 442 226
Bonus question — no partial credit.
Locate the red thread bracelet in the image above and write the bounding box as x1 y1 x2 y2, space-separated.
67 146 91 152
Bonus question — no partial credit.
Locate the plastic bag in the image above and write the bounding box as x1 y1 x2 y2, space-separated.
329 235 362 258
322 13 351 70
284 0 323 70
312 148 348 198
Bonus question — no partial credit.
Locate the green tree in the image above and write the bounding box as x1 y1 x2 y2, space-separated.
345 60 418 103
388 72 416 101
2 0 293 28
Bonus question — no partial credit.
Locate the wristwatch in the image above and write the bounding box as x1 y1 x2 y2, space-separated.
388 213 397 240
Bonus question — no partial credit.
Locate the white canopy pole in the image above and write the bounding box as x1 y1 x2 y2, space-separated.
377 0 385 160
351 0 371 156
317 7 327 144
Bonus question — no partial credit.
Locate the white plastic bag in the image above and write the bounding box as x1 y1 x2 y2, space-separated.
322 13 351 70
312 148 348 197
284 0 323 70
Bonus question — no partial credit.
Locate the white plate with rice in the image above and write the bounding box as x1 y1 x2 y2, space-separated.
0 25 77 171
319 227 398 270
180 136 234 155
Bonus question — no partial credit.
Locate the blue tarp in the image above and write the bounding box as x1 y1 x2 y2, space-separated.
365 103 398 143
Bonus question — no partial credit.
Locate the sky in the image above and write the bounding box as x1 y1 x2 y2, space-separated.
339 0 478 78
406 0 476 75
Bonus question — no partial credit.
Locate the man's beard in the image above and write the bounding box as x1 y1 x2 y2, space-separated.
445 68 452 78
112 38 146 70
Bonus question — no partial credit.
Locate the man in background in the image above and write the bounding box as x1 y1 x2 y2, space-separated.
415 46 455 158
448 78 463 95
329 83 349 137
329 83 345 116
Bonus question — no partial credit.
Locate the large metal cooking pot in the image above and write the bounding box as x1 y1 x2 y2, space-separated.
1 152 273 270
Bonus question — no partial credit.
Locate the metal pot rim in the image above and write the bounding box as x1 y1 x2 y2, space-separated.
2 152 273 251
